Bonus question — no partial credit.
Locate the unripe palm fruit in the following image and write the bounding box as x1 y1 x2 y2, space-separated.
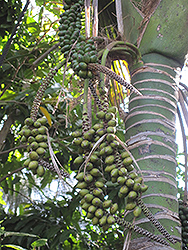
76 182 87 189
37 117 47 125
105 155 114 165
73 156 84 165
110 140 119 148
99 147 106 156
106 134 115 143
31 142 39 150
111 177 117 183
34 121 41 128
90 155 99 164
32 128 39 136
134 177 143 184
133 183 141 191
96 111 105 119
128 191 137 200
129 172 138 179
125 202 137 210
119 185 129 195
23 158 31 167
84 193 94 203
22 129 31 137
88 205 97 213
81 140 90 149
123 157 133 166
107 119 116 127
93 123 103 131
87 212 94 219
28 136 35 143
95 181 104 188
99 215 107 226
96 128 106 137
107 106 118 114
36 147 45 155
20 136 27 142
93 188 103 197
110 203 118 214
90 168 101 177
24 117 34 126
37 165 45 177
105 146 113 155
76 172 84 181
79 189 89 197
38 126 47 134
107 215 115 225
81 202 90 211
126 164 134 172
38 142 48 148
111 168 119 178
133 206 142 217
35 135 45 142
105 164 116 173
107 126 116 134
29 151 39 160
121 151 130 159
84 129 95 140
92 217 99 225
103 200 112 209
92 197 102 207
95 208 104 218
86 162 93 170
126 179 134 188
140 184 148 192
105 113 115 121
117 176 127 185
72 130 82 138
28 160 38 170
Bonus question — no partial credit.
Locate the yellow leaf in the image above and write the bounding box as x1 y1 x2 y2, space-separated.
39 106 52 126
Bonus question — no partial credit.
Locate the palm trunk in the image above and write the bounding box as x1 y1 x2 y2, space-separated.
124 53 181 249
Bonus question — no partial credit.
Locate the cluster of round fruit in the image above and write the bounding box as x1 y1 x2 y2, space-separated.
73 106 148 226
19 117 48 177
179 200 188 249
58 0 98 79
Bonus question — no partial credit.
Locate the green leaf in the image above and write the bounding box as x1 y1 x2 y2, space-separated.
4 231 39 238
3 244 27 250
31 238 48 247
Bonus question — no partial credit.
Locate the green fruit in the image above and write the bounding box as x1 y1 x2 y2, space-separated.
108 106 117 114
107 215 115 225
84 173 93 183
24 117 34 126
37 165 45 177
107 119 116 127
99 147 106 156
105 113 115 121
110 203 118 214
84 194 94 203
105 164 116 173
90 168 101 177
93 188 103 197
81 202 90 211
36 147 45 155
78 70 87 78
111 177 117 183
103 200 112 209
37 117 47 125
126 165 134 172
107 126 116 134
38 142 48 148
106 134 115 142
93 123 103 130
134 177 143 184
79 189 89 197
125 202 137 210
86 162 93 170
73 137 83 146
123 157 133 166
34 121 41 128
111 168 119 178
22 129 31 137
119 185 129 195
99 215 107 226
35 134 45 142
31 128 39 136
28 161 38 170
73 156 84 165
121 151 130 159
129 172 138 179
23 158 31 167
28 136 35 143
95 181 104 188
117 176 127 185
81 139 90 149
76 182 87 189
88 205 97 213
38 126 47 134
105 155 114 165
126 179 134 188
87 212 94 219
90 155 99 164
133 183 141 191
76 172 84 181
96 128 106 136
29 151 39 160
79 62 87 70
92 197 102 207
20 135 27 142
92 217 99 225
31 142 39 150
105 146 113 155
96 111 105 119
95 208 104 218
72 130 82 137
133 206 142 217
140 184 148 192
128 191 137 200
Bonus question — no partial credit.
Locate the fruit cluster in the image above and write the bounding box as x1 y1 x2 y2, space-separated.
179 200 188 249
58 0 98 79
19 117 48 176
73 105 148 227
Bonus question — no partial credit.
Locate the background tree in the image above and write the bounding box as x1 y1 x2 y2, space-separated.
0 0 188 250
